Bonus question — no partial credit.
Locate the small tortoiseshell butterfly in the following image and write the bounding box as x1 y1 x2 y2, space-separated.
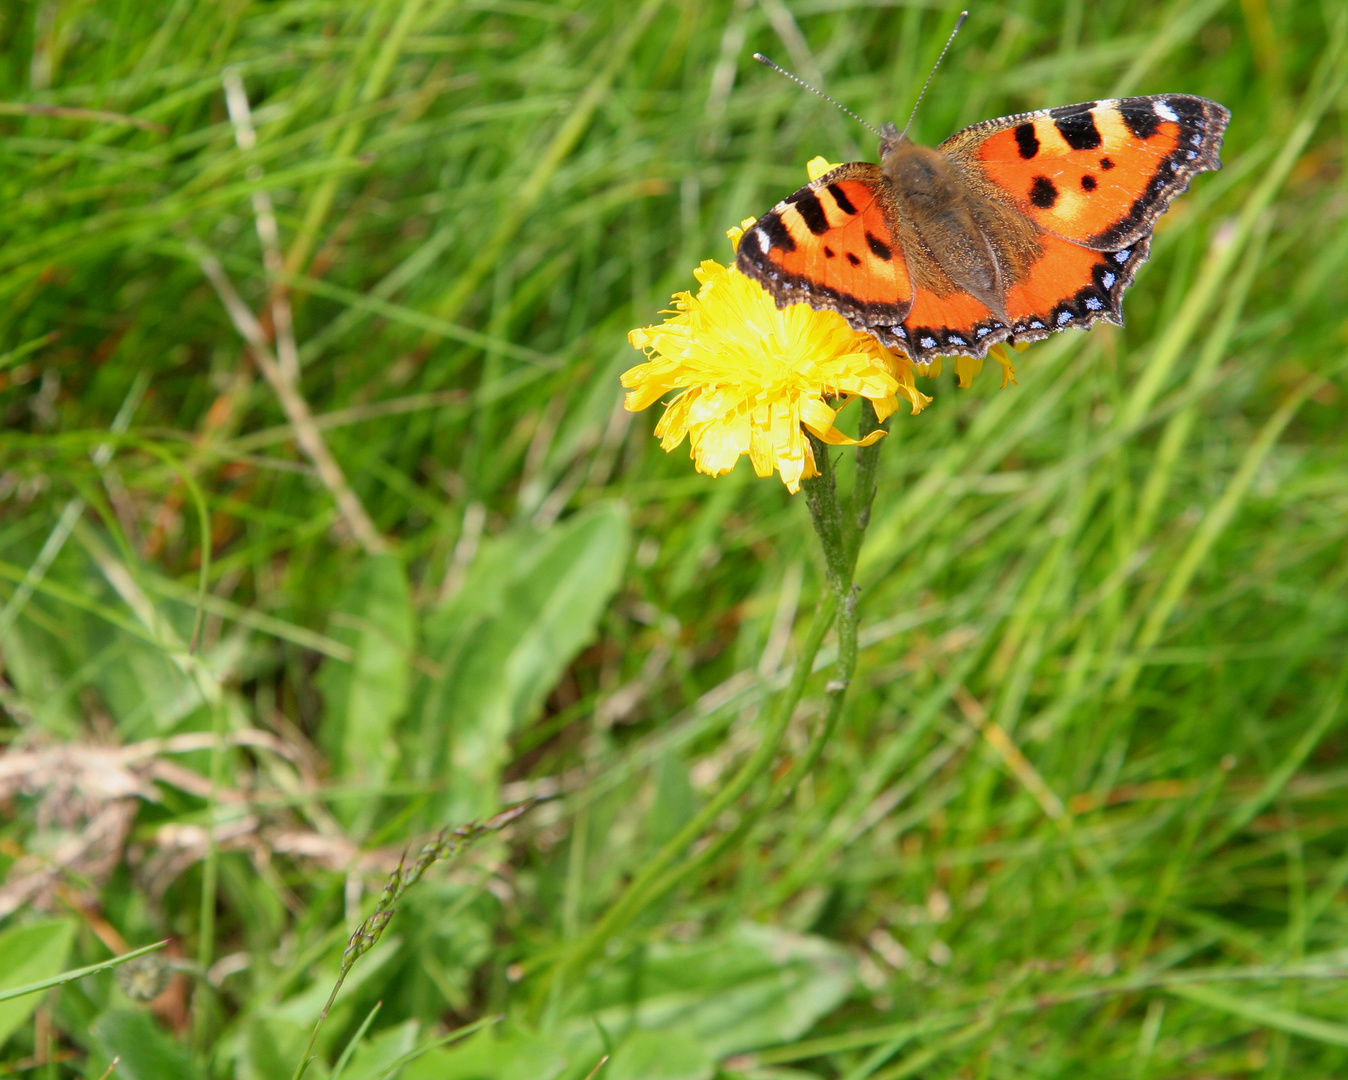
738 74 1230 363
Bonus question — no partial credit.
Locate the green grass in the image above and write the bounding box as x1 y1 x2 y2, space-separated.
1 0 1346 1077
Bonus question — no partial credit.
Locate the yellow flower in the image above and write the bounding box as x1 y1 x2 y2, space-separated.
623 246 930 492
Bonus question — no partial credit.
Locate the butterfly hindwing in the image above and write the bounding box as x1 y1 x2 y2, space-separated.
941 95 1230 251
737 163 915 331
1004 232 1150 340
891 233 1150 361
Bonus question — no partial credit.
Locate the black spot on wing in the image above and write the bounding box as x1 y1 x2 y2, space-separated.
1050 101 1098 121
1051 103 1102 150
1014 122 1039 159
846 251 861 267
1081 175 1097 191
1100 157 1115 170
1119 100 1160 139
826 183 857 215
1029 176 1058 209
865 231 893 261
1166 95 1207 125
824 245 836 258
788 190 830 235
757 211 795 252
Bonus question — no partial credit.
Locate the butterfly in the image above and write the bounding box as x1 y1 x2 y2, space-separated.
737 95 1230 363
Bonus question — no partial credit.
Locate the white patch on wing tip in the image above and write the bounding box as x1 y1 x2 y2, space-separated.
757 231 771 253
1153 99 1180 122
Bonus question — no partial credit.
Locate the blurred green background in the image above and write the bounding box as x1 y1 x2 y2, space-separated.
0 0 1346 1077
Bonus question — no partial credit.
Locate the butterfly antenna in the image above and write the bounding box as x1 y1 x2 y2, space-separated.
753 53 884 138
899 10 968 141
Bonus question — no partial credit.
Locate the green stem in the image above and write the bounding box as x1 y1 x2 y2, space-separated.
806 399 888 698
801 431 847 594
845 400 890 576
672 409 887 882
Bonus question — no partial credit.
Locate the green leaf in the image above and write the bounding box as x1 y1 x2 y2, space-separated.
91 1008 203 1080
408 925 846 1080
416 502 629 821
0 617 82 735
602 1028 714 1080
562 923 855 1059
0 538 207 739
338 1018 419 1080
401 1026 568 1080
318 553 415 806
0 919 76 1048
245 1014 333 1080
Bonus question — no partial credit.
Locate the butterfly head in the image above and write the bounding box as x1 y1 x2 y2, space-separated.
878 120 908 157
879 122 947 189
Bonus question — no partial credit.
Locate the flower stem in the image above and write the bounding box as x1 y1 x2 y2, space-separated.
785 404 885 770
802 430 848 595
805 399 888 691
845 398 889 575
637 404 890 902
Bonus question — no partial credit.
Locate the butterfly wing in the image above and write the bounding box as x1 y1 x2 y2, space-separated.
940 95 1230 250
890 227 1151 362
736 163 915 335
886 95 1228 361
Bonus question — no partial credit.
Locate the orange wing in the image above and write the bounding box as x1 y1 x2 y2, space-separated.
892 231 1150 362
941 95 1229 250
736 163 915 335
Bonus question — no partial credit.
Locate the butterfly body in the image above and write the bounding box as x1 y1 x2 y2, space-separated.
738 95 1230 362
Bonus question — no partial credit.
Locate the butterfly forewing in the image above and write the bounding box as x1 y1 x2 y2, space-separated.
942 95 1230 251
736 163 915 330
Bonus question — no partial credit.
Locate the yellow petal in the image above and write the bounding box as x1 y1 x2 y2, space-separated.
987 343 1019 387
725 217 759 252
954 353 984 389
806 156 841 181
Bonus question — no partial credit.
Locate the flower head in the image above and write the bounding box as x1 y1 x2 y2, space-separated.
623 254 928 492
